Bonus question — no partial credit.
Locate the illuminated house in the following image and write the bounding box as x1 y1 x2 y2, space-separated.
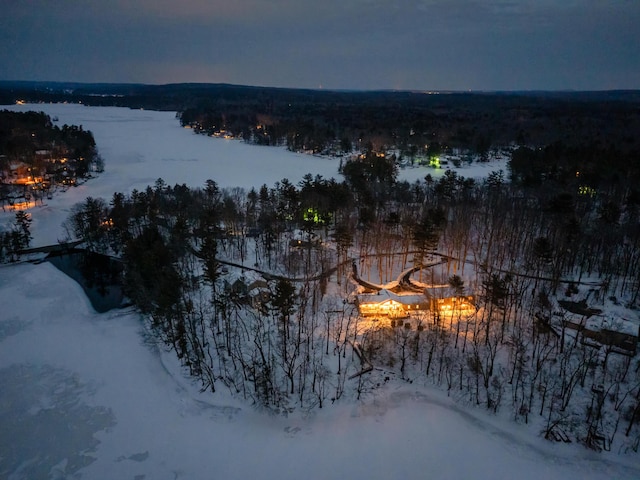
424 286 476 314
356 289 429 318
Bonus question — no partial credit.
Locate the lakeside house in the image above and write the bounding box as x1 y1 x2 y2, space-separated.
424 285 476 314
356 289 429 318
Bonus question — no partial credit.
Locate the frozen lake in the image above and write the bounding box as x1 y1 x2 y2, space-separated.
1 102 507 247
1 103 341 246
6 102 343 192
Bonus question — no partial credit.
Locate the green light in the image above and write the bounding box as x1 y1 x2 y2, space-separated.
304 207 325 225
578 185 596 197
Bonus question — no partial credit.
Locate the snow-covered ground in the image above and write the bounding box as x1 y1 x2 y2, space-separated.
2 261 638 479
1 104 635 479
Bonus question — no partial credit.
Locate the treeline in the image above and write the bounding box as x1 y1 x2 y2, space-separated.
63 153 640 450
178 89 640 159
0 211 31 262
510 143 640 191
0 110 101 210
3 82 640 159
0 110 98 172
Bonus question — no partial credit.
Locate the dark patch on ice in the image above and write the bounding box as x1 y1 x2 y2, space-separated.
161 157 199 162
0 364 116 479
47 250 126 313
117 451 149 463
0 317 30 341
284 426 301 437
128 451 149 462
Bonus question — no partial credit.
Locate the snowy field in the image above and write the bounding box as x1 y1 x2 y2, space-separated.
1 104 637 479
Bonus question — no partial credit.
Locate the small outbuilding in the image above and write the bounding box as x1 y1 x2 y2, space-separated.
582 317 639 355
561 314 639 355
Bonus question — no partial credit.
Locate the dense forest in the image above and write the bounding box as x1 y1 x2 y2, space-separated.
2 81 640 159
63 149 640 452
0 109 99 174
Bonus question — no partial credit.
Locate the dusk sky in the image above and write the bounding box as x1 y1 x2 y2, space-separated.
2 0 639 91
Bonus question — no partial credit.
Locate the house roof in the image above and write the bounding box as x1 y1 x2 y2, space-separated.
357 289 427 306
585 317 639 337
558 299 602 317
424 285 460 299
